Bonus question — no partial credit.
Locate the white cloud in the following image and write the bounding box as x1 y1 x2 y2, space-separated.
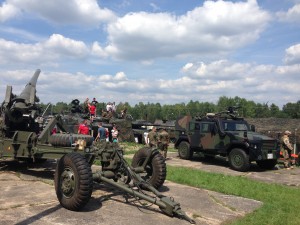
178 60 299 105
1 59 299 109
0 1 20 22
2 0 116 26
0 34 89 66
0 0 299 109
284 44 300 65
181 60 251 80
277 3 300 23
104 0 271 60
44 34 89 58
91 42 109 58
0 0 273 64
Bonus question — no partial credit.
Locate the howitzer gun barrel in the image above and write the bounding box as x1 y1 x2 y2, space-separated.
18 69 40 105
4 69 41 124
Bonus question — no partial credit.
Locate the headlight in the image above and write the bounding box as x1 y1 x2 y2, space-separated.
250 143 258 149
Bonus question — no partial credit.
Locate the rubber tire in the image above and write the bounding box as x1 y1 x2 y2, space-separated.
229 148 250 172
178 141 193 160
131 147 166 189
54 153 93 211
256 159 277 170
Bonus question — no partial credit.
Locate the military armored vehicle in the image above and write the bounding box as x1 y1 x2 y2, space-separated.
174 107 279 172
0 70 194 223
66 98 136 142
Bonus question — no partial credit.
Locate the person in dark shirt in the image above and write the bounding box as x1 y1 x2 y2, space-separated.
96 122 106 141
92 97 98 105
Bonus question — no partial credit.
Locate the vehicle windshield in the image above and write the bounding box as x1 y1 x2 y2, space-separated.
221 120 250 131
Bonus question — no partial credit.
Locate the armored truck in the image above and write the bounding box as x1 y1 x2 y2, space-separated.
174 107 279 172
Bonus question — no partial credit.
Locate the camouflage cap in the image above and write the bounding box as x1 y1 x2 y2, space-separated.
284 130 292 135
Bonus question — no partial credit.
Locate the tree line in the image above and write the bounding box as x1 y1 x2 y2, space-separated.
40 96 300 122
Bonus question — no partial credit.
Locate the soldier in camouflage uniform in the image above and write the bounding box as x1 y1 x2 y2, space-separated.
157 128 170 159
148 127 157 148
280 130 294 169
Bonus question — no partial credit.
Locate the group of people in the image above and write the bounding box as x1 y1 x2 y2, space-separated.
94 122 119 143
78 120 119 143
83 98 120 121
147 127 170 159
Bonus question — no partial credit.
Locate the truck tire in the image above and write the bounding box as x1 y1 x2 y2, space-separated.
178 141 193 159
55 152 93 211
256 159 277 170
131 147 166 189
229 148 250 172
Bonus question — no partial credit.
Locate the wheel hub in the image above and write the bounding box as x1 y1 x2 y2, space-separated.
233 155 243 166
61 168 75 197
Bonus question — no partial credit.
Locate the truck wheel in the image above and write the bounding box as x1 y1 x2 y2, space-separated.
131 147 166 189
178 141 193 159
229 148 250 172
256 159 277 170
55 152 93 211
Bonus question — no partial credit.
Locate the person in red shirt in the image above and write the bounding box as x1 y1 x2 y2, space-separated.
88 102 97 121
78 119 90 135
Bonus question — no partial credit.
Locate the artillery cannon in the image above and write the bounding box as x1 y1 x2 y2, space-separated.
0 70 195 224
1 69 41 135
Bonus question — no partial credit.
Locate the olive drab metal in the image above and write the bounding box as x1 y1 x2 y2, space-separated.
174 107 279 172
0 70 195 224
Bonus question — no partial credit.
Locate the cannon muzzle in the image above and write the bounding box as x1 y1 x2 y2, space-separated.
18 69 40 105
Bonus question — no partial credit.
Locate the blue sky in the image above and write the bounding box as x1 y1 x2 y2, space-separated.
0 0 299 108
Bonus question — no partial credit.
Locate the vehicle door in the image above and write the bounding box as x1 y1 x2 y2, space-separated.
188 121 202 148
191 121 225 152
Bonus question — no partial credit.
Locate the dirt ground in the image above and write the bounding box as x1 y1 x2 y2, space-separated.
1 151 298 225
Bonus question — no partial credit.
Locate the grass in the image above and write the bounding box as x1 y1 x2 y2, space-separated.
166 166 300 225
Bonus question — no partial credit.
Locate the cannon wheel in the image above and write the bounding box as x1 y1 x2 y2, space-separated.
54 152 93 211
131 147 166 189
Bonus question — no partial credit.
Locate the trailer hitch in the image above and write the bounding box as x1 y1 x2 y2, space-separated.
93 168 196 224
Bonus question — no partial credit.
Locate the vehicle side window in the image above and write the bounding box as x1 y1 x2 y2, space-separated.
224 122 235 131
201 123 210 133
189 122 200 131
200 122 217 133
189 122 195 131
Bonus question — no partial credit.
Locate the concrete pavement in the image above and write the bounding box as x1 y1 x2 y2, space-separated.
0 159 262 225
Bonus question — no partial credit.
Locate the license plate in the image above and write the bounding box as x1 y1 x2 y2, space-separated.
267 153 273 159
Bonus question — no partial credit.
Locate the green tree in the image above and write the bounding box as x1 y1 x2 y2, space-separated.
52 102 69 114
269 103 280 117
282 101 300 118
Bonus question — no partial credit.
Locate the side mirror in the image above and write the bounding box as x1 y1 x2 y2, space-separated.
250 124 255 132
